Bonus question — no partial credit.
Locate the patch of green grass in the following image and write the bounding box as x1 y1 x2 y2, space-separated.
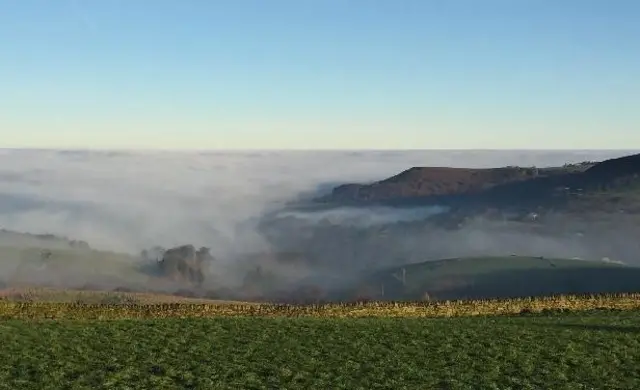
2 311 640 389
344 256 640 301
0 245 146 286
0 287 251 306
386 256 628 286
0 288 140 305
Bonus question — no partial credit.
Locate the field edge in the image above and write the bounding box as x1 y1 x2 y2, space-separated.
3 292 640 320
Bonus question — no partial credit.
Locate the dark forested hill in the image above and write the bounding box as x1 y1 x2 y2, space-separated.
318 153 640 212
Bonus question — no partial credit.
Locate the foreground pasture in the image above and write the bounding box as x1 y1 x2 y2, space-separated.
1 311 640 389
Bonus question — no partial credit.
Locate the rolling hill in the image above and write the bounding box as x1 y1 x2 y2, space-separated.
337 256 640 302
318 153 640 212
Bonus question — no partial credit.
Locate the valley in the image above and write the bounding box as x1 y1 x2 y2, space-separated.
2 153 640 304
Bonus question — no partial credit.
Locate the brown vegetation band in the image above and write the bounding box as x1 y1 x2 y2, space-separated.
2 293 640 320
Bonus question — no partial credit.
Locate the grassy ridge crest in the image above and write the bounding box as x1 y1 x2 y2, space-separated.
3 293 640 320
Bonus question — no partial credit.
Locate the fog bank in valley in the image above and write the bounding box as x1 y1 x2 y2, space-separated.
0 149 637 296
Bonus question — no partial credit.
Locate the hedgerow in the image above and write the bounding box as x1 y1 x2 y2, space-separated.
2 293 640 320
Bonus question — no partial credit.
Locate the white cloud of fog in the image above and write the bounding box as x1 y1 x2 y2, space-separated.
0 148 635 257
275 206 450 227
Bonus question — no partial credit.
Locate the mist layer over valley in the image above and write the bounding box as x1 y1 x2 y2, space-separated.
1 149 639 303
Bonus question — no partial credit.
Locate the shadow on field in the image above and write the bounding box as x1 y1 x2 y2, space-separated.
432 267 640 301
537 324 640 334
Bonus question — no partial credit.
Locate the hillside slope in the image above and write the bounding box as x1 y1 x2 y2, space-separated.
319 153 640 210
337 256 640 302
0 229 90 250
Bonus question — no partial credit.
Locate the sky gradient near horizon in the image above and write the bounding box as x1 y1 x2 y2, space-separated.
1 0 639 149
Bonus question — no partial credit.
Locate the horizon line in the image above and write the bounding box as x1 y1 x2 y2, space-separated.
1 147 638 152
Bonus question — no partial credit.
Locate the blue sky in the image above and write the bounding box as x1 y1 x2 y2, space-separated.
1 0 638 149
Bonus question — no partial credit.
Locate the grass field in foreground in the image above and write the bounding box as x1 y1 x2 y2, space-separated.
2 311 640 389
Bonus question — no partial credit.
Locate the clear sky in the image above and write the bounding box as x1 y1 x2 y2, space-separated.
1 0 638 149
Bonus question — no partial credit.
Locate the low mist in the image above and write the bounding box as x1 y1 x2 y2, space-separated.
0 149 638 300
273 205 449 227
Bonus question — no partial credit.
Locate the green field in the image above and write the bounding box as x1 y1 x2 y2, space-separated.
347 256 640 301
0 245 145 287
2 240 640 388
0 287 254 305
1 311 640 389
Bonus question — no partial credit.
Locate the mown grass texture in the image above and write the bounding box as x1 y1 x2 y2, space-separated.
3 293 640 320
2 312 640 389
